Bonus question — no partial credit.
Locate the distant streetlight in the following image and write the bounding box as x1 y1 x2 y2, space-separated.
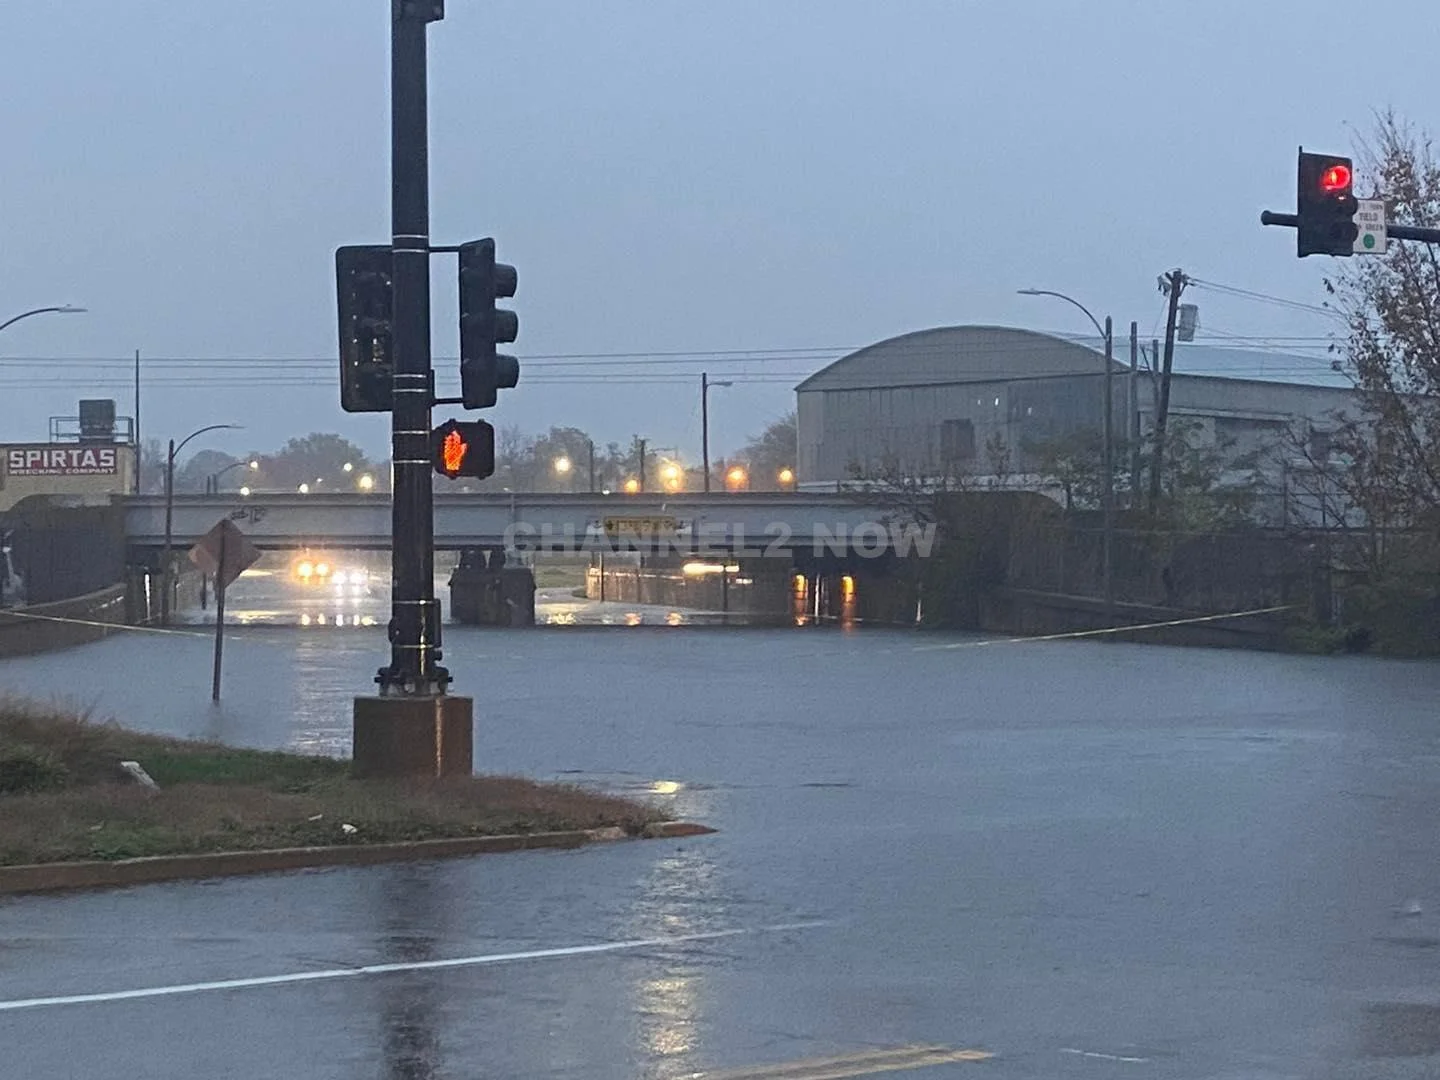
298 482 311 494
778 467 796 488
701 372 734 493
725 465 748 491
623 477 640 495
554 456 572 474
343 462 354 473
1018 287 1115 613
162 422 241 625
357 473 375 492
239 485 251 497
205 458 259 495
0 304 86 335
660 461 682 492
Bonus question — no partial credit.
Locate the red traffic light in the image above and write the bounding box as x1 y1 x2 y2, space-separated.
1319 163 1352 194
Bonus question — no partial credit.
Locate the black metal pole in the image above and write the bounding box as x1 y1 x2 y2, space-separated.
211 526 227 702
161 438 175 626
380 0 446 696
1101 315 1114 614
701 373 711 493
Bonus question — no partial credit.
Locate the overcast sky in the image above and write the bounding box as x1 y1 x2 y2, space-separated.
0 0 1432 465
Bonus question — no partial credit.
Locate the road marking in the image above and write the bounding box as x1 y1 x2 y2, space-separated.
913 604 1295 651
682 1044 994 1079
1060 1047 1149 1063
0 921 827 1013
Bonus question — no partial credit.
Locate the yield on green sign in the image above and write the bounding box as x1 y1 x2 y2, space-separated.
1354 199 1388 254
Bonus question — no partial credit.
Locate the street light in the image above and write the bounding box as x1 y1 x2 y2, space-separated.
1018 288 1115 613
162 422 241 625
205 458 259 495
358 473 375 492
725 465 748 491
701 372 734 492
778 467 796 488
623 477 641 495
0 305 86 335
660 461 683 492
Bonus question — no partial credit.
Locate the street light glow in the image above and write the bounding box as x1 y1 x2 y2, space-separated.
358 473 375 492
778 467 795 486
623 477 640 494
239 485 251 497
298 483 310 494
343 462 354 473
554 456 572 474
726 465 748 489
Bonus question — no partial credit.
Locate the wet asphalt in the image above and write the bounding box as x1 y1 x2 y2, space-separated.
3 575 1440 1077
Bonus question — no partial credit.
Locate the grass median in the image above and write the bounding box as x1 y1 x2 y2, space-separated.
0 699 668 866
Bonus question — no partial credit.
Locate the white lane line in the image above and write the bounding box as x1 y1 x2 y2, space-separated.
1060 1047 1150 1063
0 921 828 1013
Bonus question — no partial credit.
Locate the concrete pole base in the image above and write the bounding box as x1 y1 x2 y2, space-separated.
352 695 474 780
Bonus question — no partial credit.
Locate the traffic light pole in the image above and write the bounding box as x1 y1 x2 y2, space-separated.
352 0 471 782
382 0 446 697
1262 211 1440 245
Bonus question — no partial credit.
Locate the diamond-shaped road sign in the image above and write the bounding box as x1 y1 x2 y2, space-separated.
188 518 260 592
1354 199 1388 254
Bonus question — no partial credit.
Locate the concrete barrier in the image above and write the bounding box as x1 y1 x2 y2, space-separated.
0 583 130 658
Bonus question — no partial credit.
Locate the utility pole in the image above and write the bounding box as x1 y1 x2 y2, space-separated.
1148 269 1186 512
701 373 711 493
1128 322 1140 505
133 349 141 495
1102 316 1114 613
637 438 648 493
587 438 596 494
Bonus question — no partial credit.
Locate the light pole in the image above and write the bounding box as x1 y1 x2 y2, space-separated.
701 372 733 493
0 305 86 335
1018 289 1115 613
206 458 259 495
162 423 241 625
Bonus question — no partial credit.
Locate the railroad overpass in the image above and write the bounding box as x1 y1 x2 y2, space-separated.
122 491 929 555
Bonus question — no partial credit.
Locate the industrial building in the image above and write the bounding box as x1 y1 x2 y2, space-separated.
795 326 1356 497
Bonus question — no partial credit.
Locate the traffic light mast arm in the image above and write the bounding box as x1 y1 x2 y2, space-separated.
1261 211 1440 244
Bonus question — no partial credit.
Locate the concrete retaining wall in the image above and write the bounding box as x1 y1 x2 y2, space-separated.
0 583 130 658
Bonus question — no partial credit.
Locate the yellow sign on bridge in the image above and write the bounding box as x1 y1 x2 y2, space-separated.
602 515 678 535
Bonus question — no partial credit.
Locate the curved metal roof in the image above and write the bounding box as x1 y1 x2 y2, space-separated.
795 324 1349 392
794 325 1124 392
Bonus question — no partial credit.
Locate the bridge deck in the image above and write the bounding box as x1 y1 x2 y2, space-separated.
122 492 913 553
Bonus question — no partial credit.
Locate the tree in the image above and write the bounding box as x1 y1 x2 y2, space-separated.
173 449 237 494
1324 111 1440 529
257 433 372 491
737 412 797 490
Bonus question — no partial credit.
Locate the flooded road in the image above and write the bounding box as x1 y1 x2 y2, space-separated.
2 568 1440 1077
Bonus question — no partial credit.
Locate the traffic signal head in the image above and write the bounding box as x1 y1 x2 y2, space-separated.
432 419 496 480
336 245 395 412
458 238 520 409
1297 150 1359 257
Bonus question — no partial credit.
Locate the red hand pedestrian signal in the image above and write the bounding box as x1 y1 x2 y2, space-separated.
441 429 467 475
431 419 496 480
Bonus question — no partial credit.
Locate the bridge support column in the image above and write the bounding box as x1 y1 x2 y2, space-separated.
449 548 535 626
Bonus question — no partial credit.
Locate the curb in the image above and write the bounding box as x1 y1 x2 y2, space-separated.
0 820 716 897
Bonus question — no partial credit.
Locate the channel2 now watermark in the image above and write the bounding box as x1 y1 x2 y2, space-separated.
502 521 938 558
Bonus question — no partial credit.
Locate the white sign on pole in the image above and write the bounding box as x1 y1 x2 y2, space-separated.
1355 199 1388 254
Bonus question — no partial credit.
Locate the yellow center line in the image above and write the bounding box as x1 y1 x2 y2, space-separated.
679 1044 994 1080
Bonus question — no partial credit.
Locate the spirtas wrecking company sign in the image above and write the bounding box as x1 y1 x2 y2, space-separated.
6 445 119 477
